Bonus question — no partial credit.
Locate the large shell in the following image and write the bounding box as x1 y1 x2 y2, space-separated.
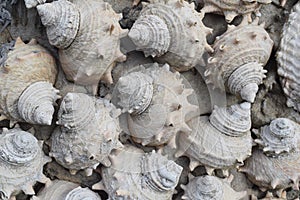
0 38 59 125
50 93 123 176
0 127 51 199
24 0 46 8
277 1 300 112
93 145 182 200
128 0 212 71
112 63 199 146
37 0 127 88
205 19 273 103
31 180 101 200
176 102 252 174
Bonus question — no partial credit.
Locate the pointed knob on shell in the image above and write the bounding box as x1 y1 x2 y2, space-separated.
24 0 46 8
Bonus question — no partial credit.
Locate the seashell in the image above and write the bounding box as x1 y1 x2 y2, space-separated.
50 93 123 176
128 0 213 71
0 127 51 199
92 145 182 200
276 1 300 112
24 0 46 8
176 102 252 174
205 19 273 103
0 37 59 125
37 0 127 90
31 180 101 200
112 63 199 146
181 175 247 200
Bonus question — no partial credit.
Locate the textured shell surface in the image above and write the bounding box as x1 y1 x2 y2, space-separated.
31 180 101 200
112 63 199 146
50 93 122 176
0 38 58 125
277 1 300 112
128 0 213 71
37 0 127 87
205 19 273 103
93 145 182 200
24 0 46 8
0 128 51 199
176 102 252 173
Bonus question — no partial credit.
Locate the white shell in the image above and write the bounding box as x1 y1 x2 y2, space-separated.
24 0 46 8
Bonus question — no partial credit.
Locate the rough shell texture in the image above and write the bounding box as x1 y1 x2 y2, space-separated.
50 93 122 176
128 0 212 71
277 1 300 112
0 38 58 125
93 145 182 200
205 19 273 103
37 0 127 87
112 63 199 146
0 128 51 199
24 0 46 9
176 103 252 172
31 180 101 200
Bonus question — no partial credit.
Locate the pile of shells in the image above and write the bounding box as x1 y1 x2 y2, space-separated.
0 0 299 199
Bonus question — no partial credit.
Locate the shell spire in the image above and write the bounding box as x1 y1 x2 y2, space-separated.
24 0 46 9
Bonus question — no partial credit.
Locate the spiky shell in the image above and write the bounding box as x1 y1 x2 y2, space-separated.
50 93 122 176
24 0 46 8
31 180 101 200
277 1 300 112
205 19 273 103
93 145 182 200
0 128 51 199
37 0 127 87
128 0 212 71
176 103 252 172
112 63 199 146
0 38 58 125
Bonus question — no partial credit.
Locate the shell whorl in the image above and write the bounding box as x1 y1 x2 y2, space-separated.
65 187 101 200
209 102 251 137
17 81 60 125
37 0 80 48
24 0 46 8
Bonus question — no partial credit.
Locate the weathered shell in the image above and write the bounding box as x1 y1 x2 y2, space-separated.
93 145 182 200
176 102 252 173
112 63 199 146
0 38 59 125
0 127 51 199
128 0 213 71
205 19 273 103
37 0 127 89
277 1 300 112
24 0 46 8
50 93 122 176
31 180 101 200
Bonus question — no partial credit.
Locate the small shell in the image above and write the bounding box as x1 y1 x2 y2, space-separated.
93 145 182 200
277 1 300 112
50 93 122 176
24 0 46 8
128 0 212 71
0 127 51 199
0 38 59 125
205 19 273 103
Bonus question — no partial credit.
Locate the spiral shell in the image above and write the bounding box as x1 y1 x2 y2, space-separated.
0 127 51 199
176 102 252 173
24 0 46 8
277 1 300 112
0 38 59 125
112 63 199 146
205 19 273 103
50 93 122 176
93 145 182 200
31 180 101 200
37 0 127 88
128 0 213 71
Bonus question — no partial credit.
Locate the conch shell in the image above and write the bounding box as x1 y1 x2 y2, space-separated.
176 102 252 174
277 1 300 112
205 19 273 103
24 0 46 8
31 180 101 200
0 127 51 199
0 38 59 125
93 145 182 200
128 0 213 71
37 0 127 90
50 93 123 176
112 63 199 146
